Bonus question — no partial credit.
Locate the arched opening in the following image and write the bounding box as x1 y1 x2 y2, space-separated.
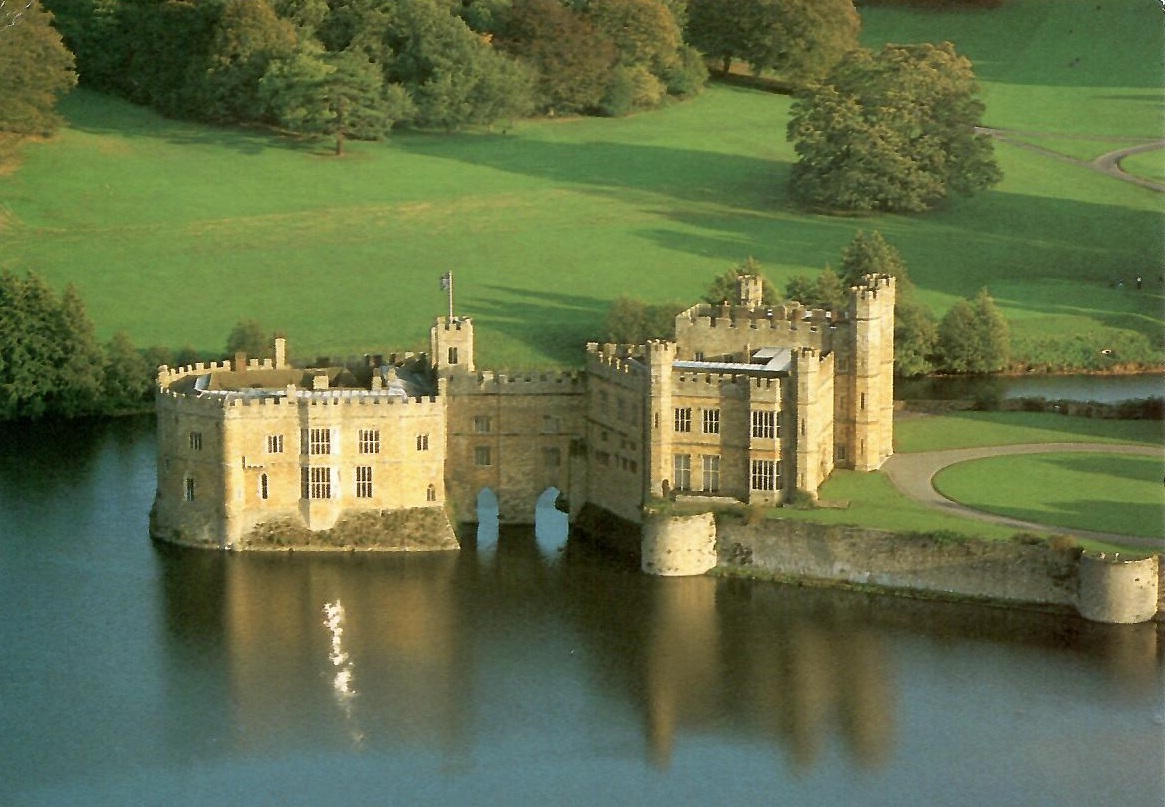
534 487 568 556
475 488 499 552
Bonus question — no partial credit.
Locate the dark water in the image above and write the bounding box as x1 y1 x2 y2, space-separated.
1 418 1162 806
896 372 1163 404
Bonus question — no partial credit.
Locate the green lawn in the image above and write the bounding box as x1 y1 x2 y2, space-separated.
0 0 1161 370
894 411 1164 453
933 452 1164 539
1121 150 1164 182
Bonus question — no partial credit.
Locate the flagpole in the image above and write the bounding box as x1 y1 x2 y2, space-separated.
447 271 454 320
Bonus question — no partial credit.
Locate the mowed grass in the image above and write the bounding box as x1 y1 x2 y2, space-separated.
894 411 1164 453
933 453 1164 539
0 0 1161 368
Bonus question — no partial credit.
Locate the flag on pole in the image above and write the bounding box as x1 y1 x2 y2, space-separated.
440 272 452 291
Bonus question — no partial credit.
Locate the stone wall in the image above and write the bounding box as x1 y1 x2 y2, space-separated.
642 512 717 576
715 517 1162 624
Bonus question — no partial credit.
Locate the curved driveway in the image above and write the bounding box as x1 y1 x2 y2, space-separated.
881 442 1164 550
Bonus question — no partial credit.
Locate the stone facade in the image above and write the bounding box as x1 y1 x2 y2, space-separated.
151 275 895 549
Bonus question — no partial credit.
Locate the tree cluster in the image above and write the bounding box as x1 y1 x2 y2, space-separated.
33 0 712 149
0 0 76 135
783 231 1009 376
787 41 1001 213
0 271 162 419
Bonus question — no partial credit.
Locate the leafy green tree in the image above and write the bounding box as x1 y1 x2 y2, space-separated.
936 289 1009 374
788 42 1001 213
839 230 908 287
813 266 847 312
971 287 1009 372
703 256 778 307
0 0 77 135
703 256 777 306
101 331 153 411
894 297 937 377
199 0 298 123
225 318 270 359
784 273 816 305
498 0 618 114
686 0 859 79
261 43 413 154
378 0 533 129
586 0 681 76
270 0 329 33
602 297 682 343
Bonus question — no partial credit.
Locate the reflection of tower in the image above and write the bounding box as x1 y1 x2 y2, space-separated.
643 576 721 769
430 316 475 375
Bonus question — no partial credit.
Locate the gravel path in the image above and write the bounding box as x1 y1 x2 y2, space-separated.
975 127 1165 192
881 442 1164 550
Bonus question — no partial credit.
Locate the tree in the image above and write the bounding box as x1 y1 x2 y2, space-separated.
788 42 1001 213
839 230 908 287
261 43 413 154
0 0 77 135
102 331 153 411
686 0 859 79
602 297 681 343
894 297 937 377
225 318 269 359
497 0 617 114
702 256 777 306
199 0 298 123
936 289 1009 374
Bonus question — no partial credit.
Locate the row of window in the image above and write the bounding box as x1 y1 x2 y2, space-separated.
188 429 431 456
597 390 640 426
670 455 780 492
672 408 781 439
182 471 438 502
469 415 563 434
472 446 562 468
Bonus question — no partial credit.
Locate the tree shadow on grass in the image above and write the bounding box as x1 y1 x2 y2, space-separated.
467 284 611 367
60 89 323 158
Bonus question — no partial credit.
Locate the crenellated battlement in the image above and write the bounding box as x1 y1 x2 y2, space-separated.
447 367 586 396
156 386 443 412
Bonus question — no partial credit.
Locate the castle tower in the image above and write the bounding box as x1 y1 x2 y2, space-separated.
273 336 287 370
737 274 764 310
430 316 475 375
845 276 895 471
645 340 677 501
792 347 834 496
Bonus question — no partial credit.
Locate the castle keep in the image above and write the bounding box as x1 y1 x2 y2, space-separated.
151 275 895 549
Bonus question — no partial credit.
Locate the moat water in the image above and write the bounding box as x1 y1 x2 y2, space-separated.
1 416 1162 806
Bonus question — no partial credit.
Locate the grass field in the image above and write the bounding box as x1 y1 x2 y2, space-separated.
0 0 1161 369
933 452 1163 539
894 410 1164 453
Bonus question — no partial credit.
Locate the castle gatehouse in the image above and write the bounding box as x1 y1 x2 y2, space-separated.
151 275 895 550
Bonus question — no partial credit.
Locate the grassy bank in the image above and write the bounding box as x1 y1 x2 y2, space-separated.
0 1 1160 370
893 410 1163 453
933 452 1162 539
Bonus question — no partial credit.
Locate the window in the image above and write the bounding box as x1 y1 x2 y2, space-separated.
674 407 691 433
701 455 720 492
542 416 559 434
416 434 429 451
750 459 777 491
543 447 561 468
426 484 437 502
303 428 331 455
355 466 373 498
600 390 609 414
474 446 491 467
673 454 692 491
184 476 196 501
616 397 625 421
188 431 202 451
359 429 380 454
595 451 611 467
448 346 459 365
473 416 491 434
836 444 847 462
266 434 283 454
702 408 720 435
751 410 775 439
301 467 332 499
860 392 867 411
259 473 269 500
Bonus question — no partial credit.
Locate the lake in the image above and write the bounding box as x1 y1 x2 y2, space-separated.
1 416 1161 806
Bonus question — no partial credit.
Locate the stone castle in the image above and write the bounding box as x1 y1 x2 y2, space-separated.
151 274 895 550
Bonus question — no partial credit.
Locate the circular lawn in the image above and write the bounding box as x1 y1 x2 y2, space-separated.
932 452 1164 539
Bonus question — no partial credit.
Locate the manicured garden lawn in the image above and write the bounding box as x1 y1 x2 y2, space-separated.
894 411 1163 453
1121 150 1164 183
776 468 1147 554
0 1 1160 370
933 452 1163 539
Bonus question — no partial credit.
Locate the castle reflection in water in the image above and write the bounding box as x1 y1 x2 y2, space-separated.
156 533 1160 774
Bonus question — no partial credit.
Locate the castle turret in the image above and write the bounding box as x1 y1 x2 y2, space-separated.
645 340 678 501
845 276 895 471
737 274 764 311
430 316 475 375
